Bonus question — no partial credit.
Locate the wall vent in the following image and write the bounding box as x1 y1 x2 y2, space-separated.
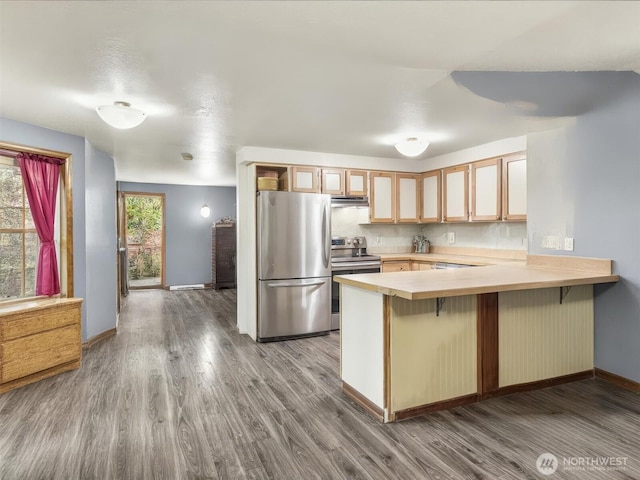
169 284 205 291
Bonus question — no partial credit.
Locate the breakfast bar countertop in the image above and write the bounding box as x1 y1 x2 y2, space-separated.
334 258 620 300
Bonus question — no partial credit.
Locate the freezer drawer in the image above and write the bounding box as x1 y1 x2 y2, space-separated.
258 277 331 341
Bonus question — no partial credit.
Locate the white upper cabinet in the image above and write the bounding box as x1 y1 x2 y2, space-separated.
420 170 441 223
471 158 501 221
370 172 395 223
502 154 527 220
396 174 419 223
443 165 469 222
346 170 368 196
321 168 345 195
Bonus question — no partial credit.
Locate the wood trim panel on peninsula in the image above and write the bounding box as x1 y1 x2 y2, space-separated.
477 293 499 396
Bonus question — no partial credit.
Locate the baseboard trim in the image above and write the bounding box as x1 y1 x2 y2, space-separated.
595 368 640 393
342 382 384 422
82 328 117 350
482 369 594 400
393 393 479 422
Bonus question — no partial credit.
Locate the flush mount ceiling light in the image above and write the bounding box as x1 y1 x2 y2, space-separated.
395 137 429 157
200 205 211 218
181 152 193 161
96 101 146 129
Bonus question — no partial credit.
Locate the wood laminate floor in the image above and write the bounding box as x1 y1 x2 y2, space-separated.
1 289 639 479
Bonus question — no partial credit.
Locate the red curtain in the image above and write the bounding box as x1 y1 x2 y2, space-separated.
17 153 65 296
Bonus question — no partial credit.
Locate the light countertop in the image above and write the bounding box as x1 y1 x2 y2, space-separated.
0 297 83 316
334 263 619 300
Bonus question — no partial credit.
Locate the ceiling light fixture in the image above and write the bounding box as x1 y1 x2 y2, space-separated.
395 137 429 157
200 205 211 218
96 101 146 129
181 152 193 161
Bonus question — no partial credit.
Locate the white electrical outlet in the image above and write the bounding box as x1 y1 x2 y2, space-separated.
564 237 574 251
542 235 561 249
448 232 455 244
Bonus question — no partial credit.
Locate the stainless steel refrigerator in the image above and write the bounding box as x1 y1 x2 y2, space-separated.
257 190 331 341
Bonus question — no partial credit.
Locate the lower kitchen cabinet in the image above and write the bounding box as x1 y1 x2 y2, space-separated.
411 261 433 271
381 261 411 273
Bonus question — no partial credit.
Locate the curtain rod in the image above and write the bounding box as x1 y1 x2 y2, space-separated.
0 148 20 158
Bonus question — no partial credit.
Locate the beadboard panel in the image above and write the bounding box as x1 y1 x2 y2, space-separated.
499 285 594 387
340 284 385 409
390 295 477 411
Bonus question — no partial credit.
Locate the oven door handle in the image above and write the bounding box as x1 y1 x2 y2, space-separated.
331 262 382 272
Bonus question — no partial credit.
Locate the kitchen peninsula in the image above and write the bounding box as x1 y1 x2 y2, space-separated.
335 255 619 423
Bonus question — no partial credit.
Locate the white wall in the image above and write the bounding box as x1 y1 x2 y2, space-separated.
85 141 117 339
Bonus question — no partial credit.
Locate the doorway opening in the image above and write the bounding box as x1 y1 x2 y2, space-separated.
123 192 165 289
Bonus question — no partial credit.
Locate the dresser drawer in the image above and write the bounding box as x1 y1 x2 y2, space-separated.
1 324 81 383
0 303 80 341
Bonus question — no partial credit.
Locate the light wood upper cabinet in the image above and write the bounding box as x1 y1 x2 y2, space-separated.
443 165 469 222
346 170 368 196
370 171 395 223
321 168 345 195
420 170 441 223
291 166 319 193
471 158 501 221
395 174 420 223
502 154 527 221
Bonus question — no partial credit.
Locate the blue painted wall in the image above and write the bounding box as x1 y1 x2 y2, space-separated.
119 182 236 286
528 73 640 382
0 117 118 341
85 140 117 339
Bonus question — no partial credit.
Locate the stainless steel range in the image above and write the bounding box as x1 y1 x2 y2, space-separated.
331 236 381 330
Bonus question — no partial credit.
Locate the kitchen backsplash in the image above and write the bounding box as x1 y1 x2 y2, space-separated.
331 207 527 253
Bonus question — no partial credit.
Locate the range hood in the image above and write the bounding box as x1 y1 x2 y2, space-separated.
331 195 369 207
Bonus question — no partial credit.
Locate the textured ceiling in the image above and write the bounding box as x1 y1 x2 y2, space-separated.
0 1 639 186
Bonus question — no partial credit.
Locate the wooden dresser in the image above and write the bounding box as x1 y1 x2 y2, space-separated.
0 297 82 394
212 223 236 289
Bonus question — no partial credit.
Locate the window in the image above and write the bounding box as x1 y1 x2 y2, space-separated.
0 143 73 302
0 156 39 298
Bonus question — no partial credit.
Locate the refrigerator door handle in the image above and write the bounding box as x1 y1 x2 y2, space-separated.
322 202 330 269
267 280 325 288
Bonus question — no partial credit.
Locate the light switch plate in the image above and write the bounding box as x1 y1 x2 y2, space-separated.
448 232 455 244
564 237 574 251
